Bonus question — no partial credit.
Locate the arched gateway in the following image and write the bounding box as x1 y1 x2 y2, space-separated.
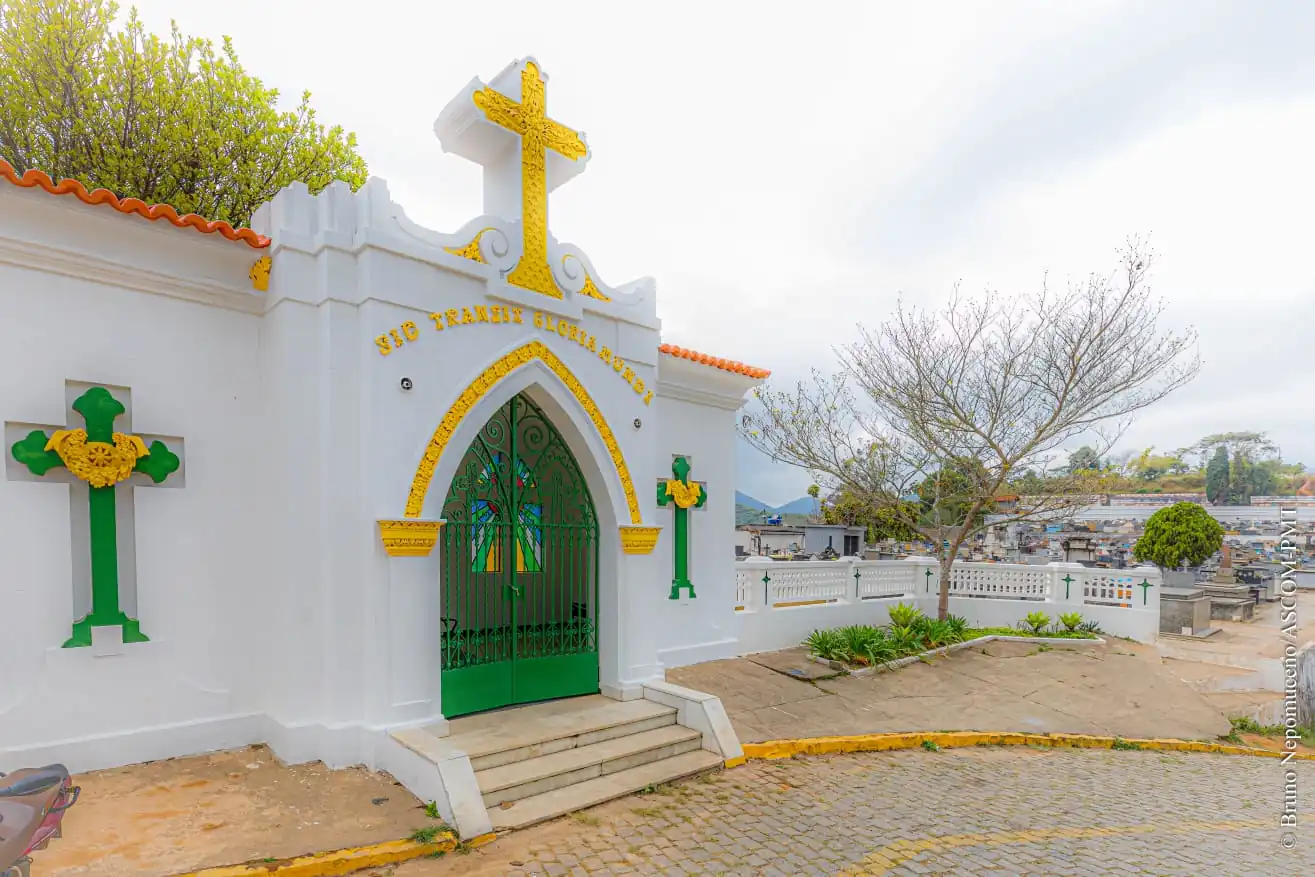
438 392 600 717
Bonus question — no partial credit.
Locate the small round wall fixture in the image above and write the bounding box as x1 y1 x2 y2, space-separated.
400 377 414 391
633 418 642 430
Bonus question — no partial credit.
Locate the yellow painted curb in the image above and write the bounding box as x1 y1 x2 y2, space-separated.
174 830 496 877
737 731 1315 762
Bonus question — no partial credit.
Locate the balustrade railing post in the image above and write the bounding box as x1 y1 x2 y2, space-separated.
1049 562 1086 608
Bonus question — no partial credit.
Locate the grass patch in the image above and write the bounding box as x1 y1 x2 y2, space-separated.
804 607 1101 671
408 825 443 844
920 739 940 752
570 811 600 826
1111 738 1142 751
1224 716 1315 746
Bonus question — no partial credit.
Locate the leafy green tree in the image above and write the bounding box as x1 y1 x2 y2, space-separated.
1205 446 1230 503
1229 449 1253 504
819 489 920 543
0 0 367 227
1067 446 1101 473
1133 502 1223 571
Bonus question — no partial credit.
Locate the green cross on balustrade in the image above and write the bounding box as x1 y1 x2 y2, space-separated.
761 569 772 603
11 387 180 647
656 456 706 600
924 567 934 594
1138 578 1153 606
853 566 862 598
1062 574 1075 600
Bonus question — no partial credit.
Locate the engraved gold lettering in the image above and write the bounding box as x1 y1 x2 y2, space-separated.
461 307 475 324
376 335 393 356
446 309 460 327
612 355 624 373
599 346 612 363
633 378 645 395
557 321 569 338
644 390 654 405
428 312 445 331
474 306 489 323
511 308 525 324
622 366 636 384
568 324 579 342
587 336 597 352
491 306 504 324
390 328 406 348
534 311 545 329
402 321 420 341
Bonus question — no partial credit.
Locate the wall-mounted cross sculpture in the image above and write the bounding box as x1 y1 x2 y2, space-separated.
11 387 180 647
656 456 705 600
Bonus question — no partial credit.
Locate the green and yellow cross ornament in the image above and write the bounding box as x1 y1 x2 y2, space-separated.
11 387 180 647
656 456 705 600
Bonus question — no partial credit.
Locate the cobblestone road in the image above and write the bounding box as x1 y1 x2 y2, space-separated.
397 748 1315 876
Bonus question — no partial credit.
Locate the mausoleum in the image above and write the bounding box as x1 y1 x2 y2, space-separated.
0 57 766 837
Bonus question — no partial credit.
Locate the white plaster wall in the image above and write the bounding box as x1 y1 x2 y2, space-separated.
0 190 267 771
649 364 758 672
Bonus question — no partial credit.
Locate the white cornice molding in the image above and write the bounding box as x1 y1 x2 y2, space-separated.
656 379 753 411
0 235 264 314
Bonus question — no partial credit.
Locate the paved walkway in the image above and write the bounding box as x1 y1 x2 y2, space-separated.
397 748 1314 876
666 639 1233 744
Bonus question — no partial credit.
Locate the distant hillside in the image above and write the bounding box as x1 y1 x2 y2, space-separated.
734 491 817 516
774 496 818 515
734 491 772 511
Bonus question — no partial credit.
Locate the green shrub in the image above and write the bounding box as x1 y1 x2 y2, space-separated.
1077 620 1104 634
921 619 955 648
804 629 846 661
1022 612 1051 634
944 614 969 641
887 602 922 629
1058 612 1082 632
887 624 925 655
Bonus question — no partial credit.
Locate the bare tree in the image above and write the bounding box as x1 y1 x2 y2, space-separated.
741 241 1199 619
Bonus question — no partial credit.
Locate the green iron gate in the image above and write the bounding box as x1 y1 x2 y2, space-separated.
439 393 600 717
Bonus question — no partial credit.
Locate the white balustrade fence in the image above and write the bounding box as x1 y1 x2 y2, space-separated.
732 557 1160 655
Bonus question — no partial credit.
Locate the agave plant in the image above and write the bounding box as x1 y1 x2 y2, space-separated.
838 625 884 658
1077 620 1104 635
804 629 846 661
1022 611 1051 635
887 602 923 630
862 633 901 667
921 619 956 649
887 623 926 657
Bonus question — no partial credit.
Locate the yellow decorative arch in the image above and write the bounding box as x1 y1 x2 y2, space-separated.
404 339 642 524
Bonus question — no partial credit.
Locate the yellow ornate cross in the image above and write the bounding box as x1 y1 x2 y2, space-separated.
472 61 587 299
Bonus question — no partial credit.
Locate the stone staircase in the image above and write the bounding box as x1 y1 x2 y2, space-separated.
392 694 724 832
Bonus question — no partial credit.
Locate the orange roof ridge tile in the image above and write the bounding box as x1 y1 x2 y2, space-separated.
659 343 771 379
0 158 270 249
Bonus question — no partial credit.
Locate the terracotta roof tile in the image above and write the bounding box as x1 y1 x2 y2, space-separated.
659 343 770 379
0 159 270 249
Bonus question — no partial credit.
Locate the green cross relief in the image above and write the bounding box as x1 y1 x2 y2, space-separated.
1062 574 1075 600
656 456 706 600
11 387 180 647
924 568 934 594
1138 578 1153 606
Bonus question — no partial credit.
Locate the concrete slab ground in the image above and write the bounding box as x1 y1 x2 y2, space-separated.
667 639 1235 743
35 746 434 877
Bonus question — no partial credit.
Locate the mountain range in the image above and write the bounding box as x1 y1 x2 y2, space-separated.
734 491 817 516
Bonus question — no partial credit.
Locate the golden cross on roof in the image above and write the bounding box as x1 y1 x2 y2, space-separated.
472 61 587 299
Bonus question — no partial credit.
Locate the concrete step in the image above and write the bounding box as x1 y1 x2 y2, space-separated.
476 724 704 807
487 748 723 831
444 695 679 771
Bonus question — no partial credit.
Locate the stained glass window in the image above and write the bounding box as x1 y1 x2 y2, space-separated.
470 453 543 573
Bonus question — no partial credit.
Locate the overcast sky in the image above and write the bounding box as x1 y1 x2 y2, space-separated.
129 1 1315 505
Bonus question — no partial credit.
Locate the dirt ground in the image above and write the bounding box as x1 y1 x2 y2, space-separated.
34 746 434 877
667 638 1235 743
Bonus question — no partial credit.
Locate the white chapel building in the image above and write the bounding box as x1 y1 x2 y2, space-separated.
0 58 765 836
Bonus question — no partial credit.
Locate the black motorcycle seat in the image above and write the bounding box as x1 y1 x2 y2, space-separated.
0 765 69 799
